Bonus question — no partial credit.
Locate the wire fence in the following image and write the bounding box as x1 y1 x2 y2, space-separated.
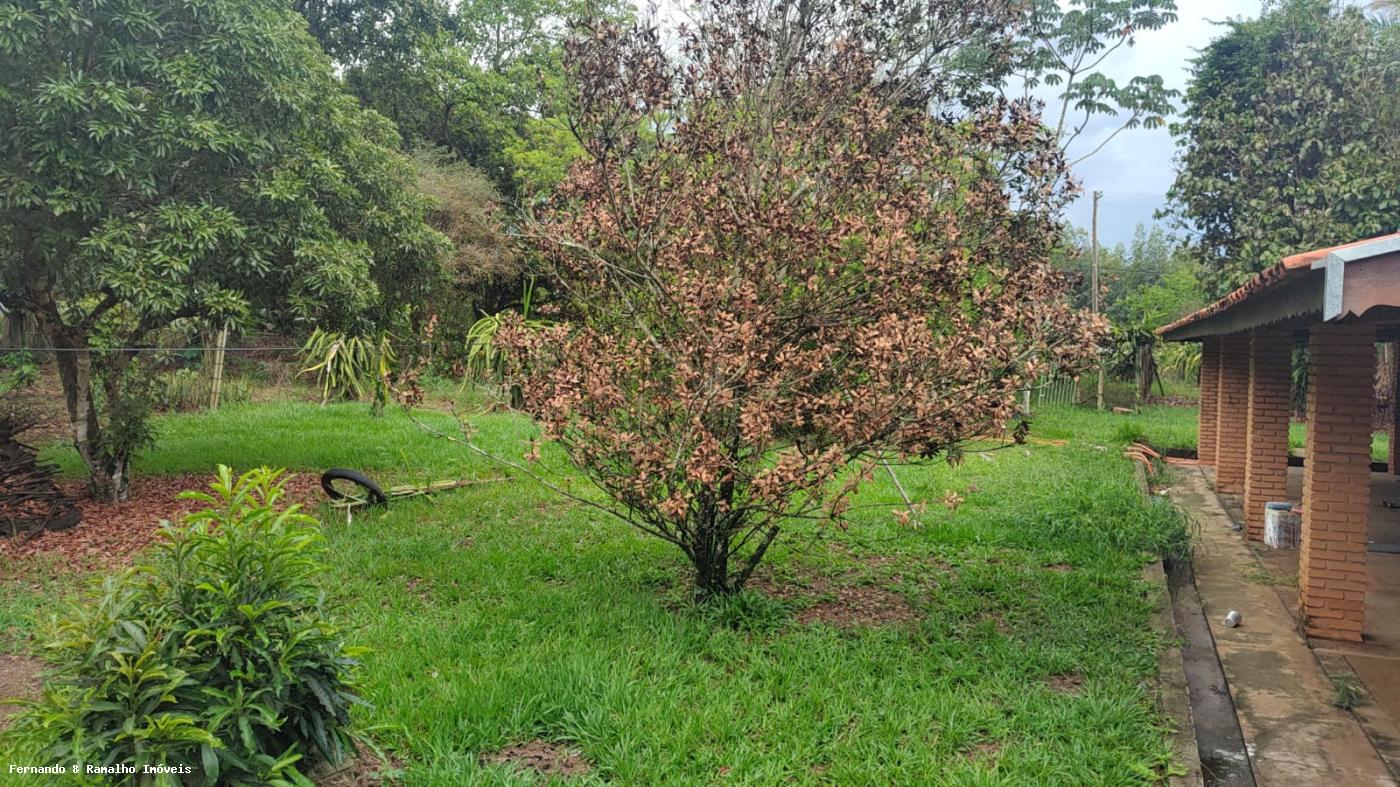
1018 374 1080 414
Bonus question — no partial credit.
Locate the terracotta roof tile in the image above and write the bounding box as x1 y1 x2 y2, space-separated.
1281 232 1400 269
1156 232 1400 337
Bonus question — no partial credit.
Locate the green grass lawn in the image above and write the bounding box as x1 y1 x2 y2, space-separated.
1288 422 1388 463
7 402 1189 785
1038 402 1392 463
1034 404 1201 454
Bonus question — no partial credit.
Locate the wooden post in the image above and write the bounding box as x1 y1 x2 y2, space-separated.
208 322 229 410
1136 340 1156 402
1091 190 1104 410
3 307 21 349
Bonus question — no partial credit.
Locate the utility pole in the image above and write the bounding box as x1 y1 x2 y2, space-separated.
1091 190 1104 411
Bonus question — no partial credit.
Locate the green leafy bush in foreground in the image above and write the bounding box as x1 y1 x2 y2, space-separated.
5 467 363 785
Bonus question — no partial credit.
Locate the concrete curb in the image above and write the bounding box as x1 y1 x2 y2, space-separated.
1137 462 1206 787
1148 559 1206 787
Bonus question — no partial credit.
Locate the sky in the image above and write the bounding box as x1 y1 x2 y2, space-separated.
1049 0 1264 248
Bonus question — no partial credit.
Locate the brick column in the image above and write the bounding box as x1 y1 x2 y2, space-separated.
1389 340 1400 473
1243 332 1293 540
1214 334 1250 494
1299 324 1375 642
1198 338 1221 466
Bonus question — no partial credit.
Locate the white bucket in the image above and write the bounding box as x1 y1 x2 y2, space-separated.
1264 502 1300 549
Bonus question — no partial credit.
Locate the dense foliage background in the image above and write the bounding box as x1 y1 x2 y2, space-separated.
1167 0 1400 296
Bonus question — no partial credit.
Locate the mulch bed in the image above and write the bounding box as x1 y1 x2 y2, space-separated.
1 472 325 575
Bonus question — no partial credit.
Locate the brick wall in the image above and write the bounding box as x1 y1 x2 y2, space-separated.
1199 338 1221 466
1299 324 1375 642
1243 332 1293 541
1215 335 1250 494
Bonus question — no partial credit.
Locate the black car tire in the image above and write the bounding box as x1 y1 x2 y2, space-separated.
320 468 389 505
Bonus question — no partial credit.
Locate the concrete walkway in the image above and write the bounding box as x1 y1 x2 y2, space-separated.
1168 467 1394 785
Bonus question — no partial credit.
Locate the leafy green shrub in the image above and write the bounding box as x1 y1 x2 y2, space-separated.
152 368 253 412
5 467 364 785
465 278 545 382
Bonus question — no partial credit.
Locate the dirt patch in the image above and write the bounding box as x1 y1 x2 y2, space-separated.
1145 394 1197 407
964 740 1001 764
481 739 591 779
0 652 44 731
1043 562 1074 573
980 611 1011 635
1 472 323 574
745 559 925 629
792 584 917 627
403 576 431 601
1047 673 1085 694
853 554 901 569
845 553 957 578
317 742 405 786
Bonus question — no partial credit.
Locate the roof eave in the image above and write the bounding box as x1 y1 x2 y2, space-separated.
1158 233 1400 341
1311 235 1400 321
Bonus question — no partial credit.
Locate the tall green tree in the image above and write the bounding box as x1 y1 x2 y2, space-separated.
409 145 524 337
299 0 623 197
0 0 448 500
1052 223 1190 321
294 0 452 66
1016 0 1180 166
1167 0 1400 296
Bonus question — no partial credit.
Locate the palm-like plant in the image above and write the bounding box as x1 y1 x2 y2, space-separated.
464 278 548 407
300 329 397 414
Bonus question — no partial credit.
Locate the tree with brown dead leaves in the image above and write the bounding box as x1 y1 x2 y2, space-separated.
500 0 1103 599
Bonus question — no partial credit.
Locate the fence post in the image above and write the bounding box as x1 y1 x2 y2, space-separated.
208 322 229 410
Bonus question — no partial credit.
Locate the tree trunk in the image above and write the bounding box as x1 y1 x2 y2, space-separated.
692 546 733 602
97 454 131 503
1136 342 1155 402
18 225 131 503
30 303 129 502
690 514 735 602
48 337 131 501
